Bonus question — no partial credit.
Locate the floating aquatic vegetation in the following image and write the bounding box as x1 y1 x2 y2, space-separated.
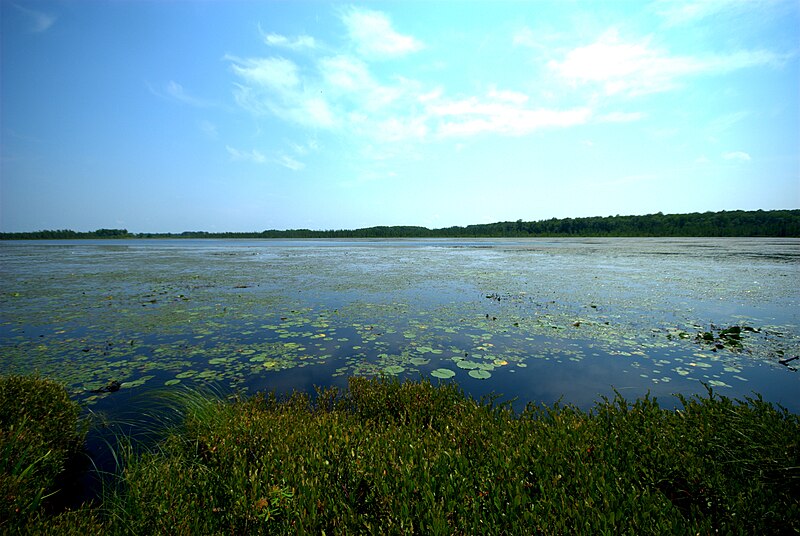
431 368 456 379
0 239 797 413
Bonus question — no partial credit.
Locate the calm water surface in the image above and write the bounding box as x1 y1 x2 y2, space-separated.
1 238 798 417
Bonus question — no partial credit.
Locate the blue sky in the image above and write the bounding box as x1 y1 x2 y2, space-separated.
1 0 798 232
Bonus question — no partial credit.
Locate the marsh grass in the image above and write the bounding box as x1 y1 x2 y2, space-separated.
3 375 799 534
0 374 103 533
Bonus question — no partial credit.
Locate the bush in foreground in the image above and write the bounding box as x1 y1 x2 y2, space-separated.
111 377 799 534
3 375 799 534
0 374 103 533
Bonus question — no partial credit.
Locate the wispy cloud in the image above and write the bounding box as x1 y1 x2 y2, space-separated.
654 0 783 25
260 28 316 50
487 87 529 105
287 139 319 156
228 57 300 90
512 27 539 48
277 154 305 171
226 145 266 164
227 55 336 128
549 29 783 97
197 120 218 139
429 96 591 137
13 3 56 33
228 47 589 142
707 111 750 134
723 151 752 162
341 7 424 59
318 55 405 112
149 81 216 108
598 111 645 123
229 10 721 151
166 81 216 107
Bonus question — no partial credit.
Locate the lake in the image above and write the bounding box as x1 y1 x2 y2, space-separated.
1 237 798 418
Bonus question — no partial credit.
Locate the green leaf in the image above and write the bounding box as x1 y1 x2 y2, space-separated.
430 368 455 379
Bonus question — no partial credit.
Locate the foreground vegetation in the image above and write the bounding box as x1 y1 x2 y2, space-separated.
2 374 799 534
2 208 799 239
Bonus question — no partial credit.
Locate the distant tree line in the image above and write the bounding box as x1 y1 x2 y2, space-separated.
2 210 799 240
0 228 132 240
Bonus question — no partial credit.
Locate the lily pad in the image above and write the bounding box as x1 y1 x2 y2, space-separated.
455 360 479 370
164 379 181 386
468 369 492 379
409 357 430 366
430 368 456 379
384 365 405 375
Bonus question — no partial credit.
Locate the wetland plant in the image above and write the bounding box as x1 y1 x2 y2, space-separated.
2 374 799 534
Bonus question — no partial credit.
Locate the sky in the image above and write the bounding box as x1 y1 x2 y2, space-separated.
1 0 798 233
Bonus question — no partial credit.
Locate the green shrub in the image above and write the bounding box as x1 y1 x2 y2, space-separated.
111 378 799 534
4 375 798 534
0 374 87 532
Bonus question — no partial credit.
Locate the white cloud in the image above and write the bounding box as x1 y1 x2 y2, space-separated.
341 7 423 59
228 56 300 90
487 87 529 105
164 81 215 107
655 0 782 25
228 55 337 128
430 98 591 137
707 111 750 134
373 116 429 142
226 146 266 163
228 19 614 146
319 55 403 111
277 154 305 171
319 55 371 91
550 29 783 97
723 151 752 162
512 27 538 48
229 45 593 141
598 111 645 123
289 141 310 155
418 88 443 102
198 120 218 138
261 30 316 50
13 3 56 33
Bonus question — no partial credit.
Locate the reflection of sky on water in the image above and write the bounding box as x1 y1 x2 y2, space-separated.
1 237 798 418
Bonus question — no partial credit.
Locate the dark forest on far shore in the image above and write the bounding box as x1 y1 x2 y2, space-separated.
2 209 799 240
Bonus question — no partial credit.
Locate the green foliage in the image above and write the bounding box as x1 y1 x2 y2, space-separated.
102 378 800 534
6 375 800 534
0 374 88 532
2 209 799 239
